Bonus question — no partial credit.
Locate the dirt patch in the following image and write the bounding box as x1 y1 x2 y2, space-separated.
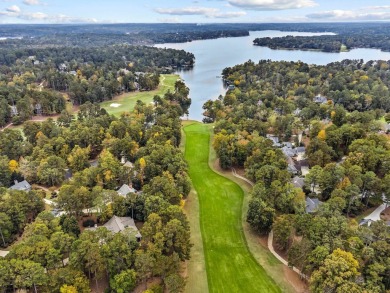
133 277 162 293
258 235 268 248
90 275 109 293
283 266 309 293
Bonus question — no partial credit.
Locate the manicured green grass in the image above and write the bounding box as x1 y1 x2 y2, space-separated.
100 74 179 116
181 121 209 293
184 122 281 293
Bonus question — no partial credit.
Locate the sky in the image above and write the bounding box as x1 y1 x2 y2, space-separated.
1 0 390 24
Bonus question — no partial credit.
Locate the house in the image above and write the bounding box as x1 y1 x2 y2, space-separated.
282 146 297 158
293 108 302 116
282 142 293 149
117 184 137 197
292 177 305 189
299 159 310 176
10 105 18 116
288 164 299 175
257 100 264 106
306 197 323 213
59 63 67 71
123 161 134 168
121 156 134 168
88 215 142 241
266 134 280 147
0 251 9 258
10 180 31 192
287 157 299 175
295 147 306 161
314 95 328 104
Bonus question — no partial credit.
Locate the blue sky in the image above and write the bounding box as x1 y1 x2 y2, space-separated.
1 0 390 24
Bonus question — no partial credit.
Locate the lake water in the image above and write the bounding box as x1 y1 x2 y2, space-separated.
156 30 390 121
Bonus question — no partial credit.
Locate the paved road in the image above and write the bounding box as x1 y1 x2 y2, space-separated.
364 203 387 221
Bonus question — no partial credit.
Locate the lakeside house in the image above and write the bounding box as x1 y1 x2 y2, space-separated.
10 180 31 192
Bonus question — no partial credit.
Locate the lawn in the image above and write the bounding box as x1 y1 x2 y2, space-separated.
184 122 281 293
100 74 179 116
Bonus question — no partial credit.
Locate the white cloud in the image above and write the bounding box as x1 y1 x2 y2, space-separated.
155 7 219 16
0 6 98 23
307 9 390 21
23 0 41 5
227 0 317 10
6 5 20 13
154 6 246 19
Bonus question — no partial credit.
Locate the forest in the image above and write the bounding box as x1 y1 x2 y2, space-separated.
253 23 390 52
0 80 192 292
0 45 194 126
204 59 390 292
3 22 390 50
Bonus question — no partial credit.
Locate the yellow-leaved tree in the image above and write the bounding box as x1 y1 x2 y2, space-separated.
139 157 146 186
8 160 18 173
317 129 326 140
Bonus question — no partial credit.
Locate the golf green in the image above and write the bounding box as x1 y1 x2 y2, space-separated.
184 122 281 293
100 74 179 116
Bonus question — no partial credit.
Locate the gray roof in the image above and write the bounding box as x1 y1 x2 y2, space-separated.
292 177 305 188
288 164 299 174
117 184 137 197
282 142 293 149
306 197 323 213
266 134 279 145
295 147 306 154
282 146 297 158
314 95 328 104
10 180 31 191
123 161 134 168
88 216 141 239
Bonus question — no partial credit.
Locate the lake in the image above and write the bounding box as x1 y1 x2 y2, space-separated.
155 30 390 121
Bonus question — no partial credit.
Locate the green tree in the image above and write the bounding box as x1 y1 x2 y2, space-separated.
246 197 275 234
0 155 12 187
110 269 137 293
67 145 90 172
164 273 186 293
37 155 67 186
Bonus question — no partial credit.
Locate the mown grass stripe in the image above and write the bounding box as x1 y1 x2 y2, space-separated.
184 122 281 293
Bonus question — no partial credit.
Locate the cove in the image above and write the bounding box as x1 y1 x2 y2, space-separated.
156 30 390 121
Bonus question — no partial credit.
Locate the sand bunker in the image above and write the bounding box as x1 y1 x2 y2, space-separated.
110 103 121 108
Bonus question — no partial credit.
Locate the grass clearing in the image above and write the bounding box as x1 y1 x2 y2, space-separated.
184 122 281 293
100 74 179 116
